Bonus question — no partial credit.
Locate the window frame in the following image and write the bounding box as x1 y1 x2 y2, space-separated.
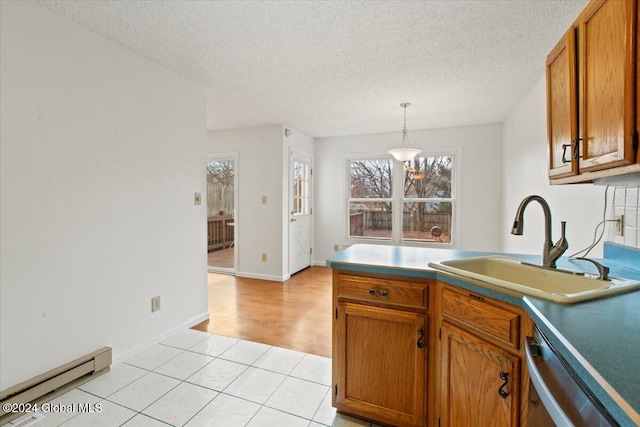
346 154 394 241
346 148 460 248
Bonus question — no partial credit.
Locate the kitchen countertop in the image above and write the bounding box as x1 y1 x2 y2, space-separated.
327 243 640 427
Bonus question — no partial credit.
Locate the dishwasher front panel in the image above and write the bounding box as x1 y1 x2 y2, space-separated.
526 326 618 427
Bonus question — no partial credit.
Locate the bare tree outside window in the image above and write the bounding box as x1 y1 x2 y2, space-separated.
403 156 453 243
349 159 393 239
207 160 234 217
348 155 454 243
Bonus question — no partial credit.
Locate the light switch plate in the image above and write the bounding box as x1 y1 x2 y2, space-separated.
151 296 161 312
194 193 202 205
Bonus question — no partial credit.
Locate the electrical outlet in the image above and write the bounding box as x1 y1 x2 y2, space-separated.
261 253 267 262
261 195 267 204
151 296 161 312
614 215 624 236
334 244 339 252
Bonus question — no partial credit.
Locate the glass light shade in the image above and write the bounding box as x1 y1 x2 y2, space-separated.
388 147 422 162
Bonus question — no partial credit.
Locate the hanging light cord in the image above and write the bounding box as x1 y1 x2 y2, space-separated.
401 104 409 147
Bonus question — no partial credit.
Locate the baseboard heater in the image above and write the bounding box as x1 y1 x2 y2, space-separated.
0 347 111 425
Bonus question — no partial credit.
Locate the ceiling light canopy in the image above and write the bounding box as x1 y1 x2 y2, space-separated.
388 102 422 162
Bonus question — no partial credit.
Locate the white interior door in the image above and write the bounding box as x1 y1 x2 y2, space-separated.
289 150 312 275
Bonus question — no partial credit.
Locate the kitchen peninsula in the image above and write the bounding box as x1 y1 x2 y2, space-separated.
327 243 640 427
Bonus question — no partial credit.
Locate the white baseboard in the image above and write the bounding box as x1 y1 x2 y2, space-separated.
236 271 289 282
312 260 329 267
111 311 209 367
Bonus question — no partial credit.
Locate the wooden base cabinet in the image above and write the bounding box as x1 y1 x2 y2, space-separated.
332 272 533 427
439 322 520 427
436 283 531 427
335 303 427 426
332 271 430 427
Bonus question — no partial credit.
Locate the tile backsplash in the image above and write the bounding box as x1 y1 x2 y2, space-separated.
608 185 640 249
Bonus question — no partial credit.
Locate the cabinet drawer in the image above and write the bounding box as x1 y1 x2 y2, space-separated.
337 274 428 311
441 286 520 350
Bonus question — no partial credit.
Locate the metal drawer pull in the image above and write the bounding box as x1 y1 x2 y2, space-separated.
498 372 509 399
368 289 389 297
469 293 484 302
417 328 425 349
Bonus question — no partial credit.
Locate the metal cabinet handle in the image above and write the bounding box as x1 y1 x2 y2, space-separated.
417 328 425 349
368 289 389 297
561 144 571 164
561 139 583 164
498 372 509 399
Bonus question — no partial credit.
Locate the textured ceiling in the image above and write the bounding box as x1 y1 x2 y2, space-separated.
40 0 588 138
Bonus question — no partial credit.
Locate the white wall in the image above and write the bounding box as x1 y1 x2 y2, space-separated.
207 125 314 280
207 125 286 280
314 124 504 264
0 1 207 390
501 75 605 257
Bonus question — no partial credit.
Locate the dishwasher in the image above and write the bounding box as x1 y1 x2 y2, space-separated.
525 325 619 426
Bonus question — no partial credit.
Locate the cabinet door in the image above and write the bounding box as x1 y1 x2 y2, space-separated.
335 302 427 427
578 0 637 172
439 322 519 427
547 27 579 179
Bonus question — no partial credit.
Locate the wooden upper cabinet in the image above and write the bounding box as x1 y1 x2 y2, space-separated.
547 0 638 183
578 0 637 172
547 27 579 179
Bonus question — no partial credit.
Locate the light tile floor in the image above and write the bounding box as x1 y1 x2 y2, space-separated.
3 329 381 427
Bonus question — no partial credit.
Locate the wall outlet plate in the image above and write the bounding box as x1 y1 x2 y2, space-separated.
615 215 624 236
261 253 267 262
151 296 161 312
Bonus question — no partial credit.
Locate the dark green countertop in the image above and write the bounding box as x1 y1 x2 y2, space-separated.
327 243 640 427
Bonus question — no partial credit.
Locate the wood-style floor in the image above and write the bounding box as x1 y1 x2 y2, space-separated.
193 266 332 358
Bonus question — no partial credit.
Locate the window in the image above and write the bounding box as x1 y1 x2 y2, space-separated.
403 156 453 243
292 159 310 215
348 154 455 245
349 159 393 240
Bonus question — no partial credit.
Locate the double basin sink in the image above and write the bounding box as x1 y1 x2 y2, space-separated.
428 256 640 303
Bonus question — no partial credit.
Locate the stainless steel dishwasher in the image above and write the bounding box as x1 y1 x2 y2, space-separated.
525 325 619 426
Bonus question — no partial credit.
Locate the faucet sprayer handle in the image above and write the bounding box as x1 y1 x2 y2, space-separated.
576 258 610 281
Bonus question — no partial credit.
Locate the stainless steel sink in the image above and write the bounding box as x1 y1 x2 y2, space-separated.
428 256 640 303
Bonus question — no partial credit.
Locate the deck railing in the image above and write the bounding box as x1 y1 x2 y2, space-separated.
207 215 234 251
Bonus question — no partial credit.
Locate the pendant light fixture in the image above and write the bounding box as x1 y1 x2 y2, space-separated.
388 102 422 162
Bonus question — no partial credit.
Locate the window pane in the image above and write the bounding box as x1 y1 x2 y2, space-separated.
350 159 393 198
293 160 310 215
349 202 392 240
404 156 452 198
402 201 452 243
206 160 234 217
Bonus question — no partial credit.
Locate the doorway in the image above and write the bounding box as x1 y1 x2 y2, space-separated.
206 155 237 274
289 150 312 275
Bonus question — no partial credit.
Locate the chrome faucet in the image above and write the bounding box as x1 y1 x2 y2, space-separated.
511 195 568 269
